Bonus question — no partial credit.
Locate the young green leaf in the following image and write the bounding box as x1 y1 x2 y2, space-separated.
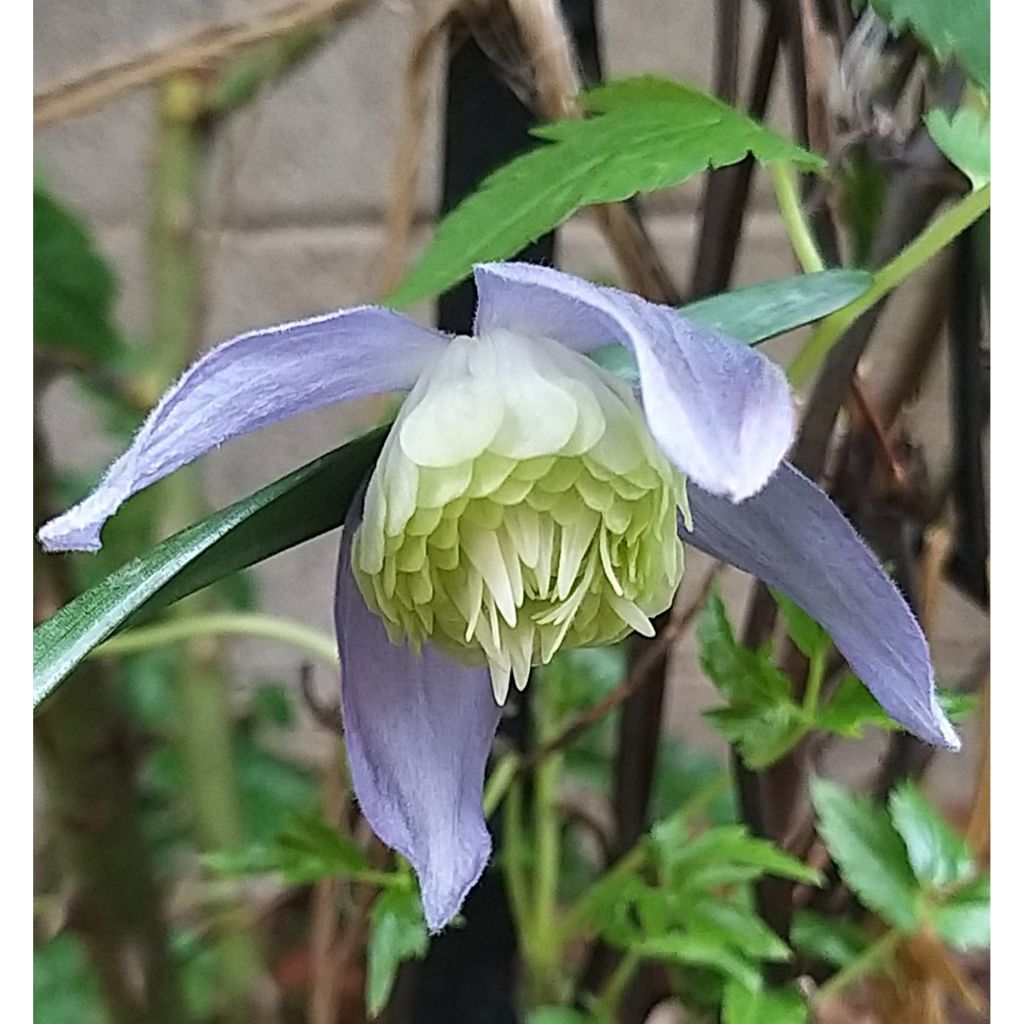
790 910 869 969
810 777 921 932
888 782 976 889
654 824 822 887
816 674 893 737
697 590 792 705
366 888 429 1017
34 182 124 363
868 0 989 92
33 428 385 707
931 875 990 952
925 108 990 190
703 703 807 770
388 75 824 306
689 898 792 962
722 978 807 1024
771 591 829 662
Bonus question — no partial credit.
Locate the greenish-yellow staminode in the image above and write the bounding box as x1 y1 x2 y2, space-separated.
351 328 690 703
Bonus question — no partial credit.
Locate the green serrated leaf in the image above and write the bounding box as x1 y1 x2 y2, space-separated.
926 108 990 190
703 702 807 770
33 428 385 708
366 888 429 1017
810 777 921 931
931 875 990 951
638 934 762 991
888 783 975 888
771 591 829 662
656 824 822 887
722 978 807 1024
34 182 124 363
790 910 869 968
868 0 989 92
389 75 823 306
697 590 792 705
203 810 375 885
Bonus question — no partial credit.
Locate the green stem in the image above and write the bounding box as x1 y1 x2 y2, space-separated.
802 646 827 717
482 752 520 817
789 184 991 386
502 780 533 953
594 949 641 1020
148 74 265 1023
815 930 901 1005
771 162 825 274
93 612 339 668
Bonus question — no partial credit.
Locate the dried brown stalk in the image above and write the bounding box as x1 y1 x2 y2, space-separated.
34 0 369 126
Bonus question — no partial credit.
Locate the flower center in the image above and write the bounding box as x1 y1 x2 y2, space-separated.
350 329 688 703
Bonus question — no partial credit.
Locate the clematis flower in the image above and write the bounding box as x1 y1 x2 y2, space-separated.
39 261 958 931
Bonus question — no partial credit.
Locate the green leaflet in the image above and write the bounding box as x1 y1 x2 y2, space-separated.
366 888 429 1017
810 776 921 932
868 0 989 93
388 75 824 306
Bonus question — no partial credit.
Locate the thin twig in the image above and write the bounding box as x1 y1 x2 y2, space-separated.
300 663 345 735
308 753 347 1024
519 565 720 771
34 0 368 126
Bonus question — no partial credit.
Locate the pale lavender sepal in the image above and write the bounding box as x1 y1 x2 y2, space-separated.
472 262 795 502
37 309 449 553
684 462 959 750
335 496 501 932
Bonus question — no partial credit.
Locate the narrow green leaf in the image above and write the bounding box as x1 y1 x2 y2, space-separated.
590 268 875 388
638 934 762 991
888 783 975 888
931 875 990 951
722 978 807 1024
656 824 822 887
926 108 990 190
33 429 385 708
790 910 869 968
389 75 823 306
810 777 921 932
34 182 123 362
366 888 429 1017
868 0 989 92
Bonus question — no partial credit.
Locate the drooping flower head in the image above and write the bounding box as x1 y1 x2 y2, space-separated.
38 262 958 932
352 327 688 702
